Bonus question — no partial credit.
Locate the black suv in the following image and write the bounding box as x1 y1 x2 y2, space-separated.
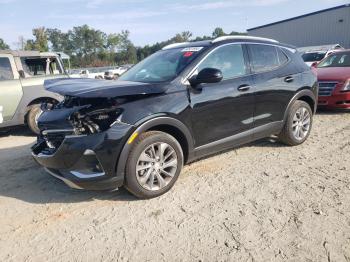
32 36 317 199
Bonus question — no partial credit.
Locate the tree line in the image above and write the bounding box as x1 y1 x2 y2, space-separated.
0 26 246 68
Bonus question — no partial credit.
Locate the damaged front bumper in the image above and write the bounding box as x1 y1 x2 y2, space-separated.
32 122 134 190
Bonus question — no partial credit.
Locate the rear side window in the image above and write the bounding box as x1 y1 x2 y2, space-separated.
0 57 14 81
197 44 247 80
21 57 63 76
248 44 288 73
302 52 326 62
277 48 289 65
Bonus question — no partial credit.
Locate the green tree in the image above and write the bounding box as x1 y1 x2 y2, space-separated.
38 25 246 67
0 38 9 50
106 33 120 53
33 27 49 51
126 44 137 64
229 31 247 36
24 39 35 51
46 28 73 53
25 27 48 51
180 31 193 41
212 27 225 38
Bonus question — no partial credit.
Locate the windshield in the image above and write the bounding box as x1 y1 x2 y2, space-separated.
119 47 205 83
302 52 326 62
317 52 350 68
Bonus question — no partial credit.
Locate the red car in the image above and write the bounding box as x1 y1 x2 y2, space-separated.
314 50 350 109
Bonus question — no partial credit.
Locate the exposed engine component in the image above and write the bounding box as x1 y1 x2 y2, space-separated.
71 106 121 135
56 96 123 135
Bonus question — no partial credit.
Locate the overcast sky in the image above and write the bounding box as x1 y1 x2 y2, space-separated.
0 0 348 48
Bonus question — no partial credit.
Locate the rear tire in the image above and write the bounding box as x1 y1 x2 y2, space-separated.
27 104 42 135
278 100 313 146
125 131 183 199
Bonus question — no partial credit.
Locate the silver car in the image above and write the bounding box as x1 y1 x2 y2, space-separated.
0 50 67 134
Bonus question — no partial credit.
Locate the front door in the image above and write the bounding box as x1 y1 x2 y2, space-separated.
0 54 23 124
189 44 255 149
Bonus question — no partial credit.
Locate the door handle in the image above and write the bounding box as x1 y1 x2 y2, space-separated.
237 85 251 92
284 76 294 83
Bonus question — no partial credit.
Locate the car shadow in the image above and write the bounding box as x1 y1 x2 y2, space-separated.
316 108 350 115
0 135 290 205
0 142 137 204
0 125 34 138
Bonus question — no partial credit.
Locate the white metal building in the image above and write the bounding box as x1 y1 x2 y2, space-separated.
247 4 350 48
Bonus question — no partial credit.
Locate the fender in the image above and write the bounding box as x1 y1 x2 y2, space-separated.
115 116 194 180
283 89 317 123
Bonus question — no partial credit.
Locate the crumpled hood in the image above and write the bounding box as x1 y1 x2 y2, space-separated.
44 78 168 98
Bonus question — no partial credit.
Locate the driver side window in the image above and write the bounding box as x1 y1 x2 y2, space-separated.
197 44 246 80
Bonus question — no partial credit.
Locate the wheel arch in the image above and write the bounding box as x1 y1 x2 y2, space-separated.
24 97 60 123
115 116 194 181
283 89 316 123
27 96 59 107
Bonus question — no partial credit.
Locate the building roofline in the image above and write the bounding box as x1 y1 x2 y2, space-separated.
247 4 350 31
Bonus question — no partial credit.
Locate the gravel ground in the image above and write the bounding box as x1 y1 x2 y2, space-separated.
0 111 349 262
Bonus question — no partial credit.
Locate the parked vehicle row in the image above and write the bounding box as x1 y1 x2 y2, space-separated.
68 65 133 80
298 44 344 67
32 36 318 199
312 49 350 109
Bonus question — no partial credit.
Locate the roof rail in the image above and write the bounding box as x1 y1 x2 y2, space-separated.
212 35 279 44
162 42 190 50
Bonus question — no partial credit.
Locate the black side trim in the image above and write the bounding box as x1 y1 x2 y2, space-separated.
283 89 317 122
193 121 283 160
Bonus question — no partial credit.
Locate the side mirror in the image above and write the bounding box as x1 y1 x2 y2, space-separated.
189 68 223 87
18 70 25 78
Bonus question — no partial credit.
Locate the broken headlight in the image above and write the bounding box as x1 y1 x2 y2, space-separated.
70 106 122 135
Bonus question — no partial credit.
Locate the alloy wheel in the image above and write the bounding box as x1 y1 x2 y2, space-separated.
292 107 311 140
136 142 178 191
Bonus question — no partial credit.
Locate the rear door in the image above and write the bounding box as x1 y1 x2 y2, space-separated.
189 43 255 149
247 44 300 128
0 54 23 124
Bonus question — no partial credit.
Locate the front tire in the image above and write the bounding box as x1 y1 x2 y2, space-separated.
125 131 183 199
278 100 313 146
27 104 43 135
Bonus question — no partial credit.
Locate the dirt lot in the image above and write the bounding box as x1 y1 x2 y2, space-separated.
0 111 349 262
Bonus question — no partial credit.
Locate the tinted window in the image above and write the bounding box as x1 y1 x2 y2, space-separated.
0 57 14 81
197 44 246 79
302 52 326 62
248 44 286 73
21 57 63 76
120 47 205 83
317 52 350 68
277 48 289 65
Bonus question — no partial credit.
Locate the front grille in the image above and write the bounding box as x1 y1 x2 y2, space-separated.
318 82 338 96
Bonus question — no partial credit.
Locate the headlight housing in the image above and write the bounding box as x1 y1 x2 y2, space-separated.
342 79 350 91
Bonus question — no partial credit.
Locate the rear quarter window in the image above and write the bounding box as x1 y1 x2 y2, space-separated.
248 44 288 73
